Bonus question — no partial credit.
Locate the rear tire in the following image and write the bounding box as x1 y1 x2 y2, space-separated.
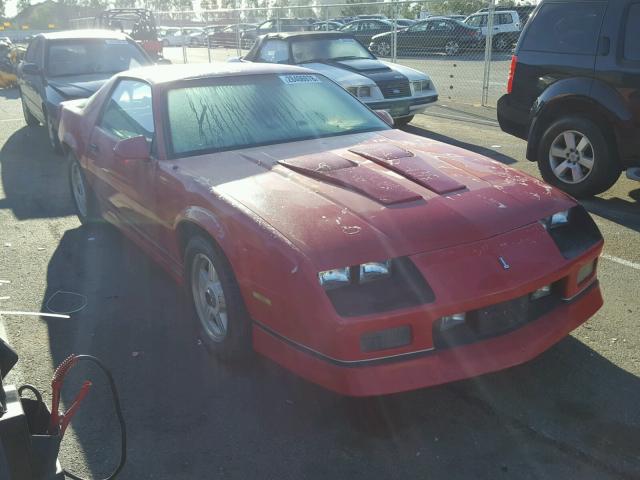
537 116 621 198
444 41 460 56
20 91 38 127
185 235 252 361
69 152 100 224
373 40 391 57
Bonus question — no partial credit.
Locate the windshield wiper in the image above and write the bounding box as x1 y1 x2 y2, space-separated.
330 56 371 61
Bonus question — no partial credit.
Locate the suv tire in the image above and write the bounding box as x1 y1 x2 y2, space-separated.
537 116 620 198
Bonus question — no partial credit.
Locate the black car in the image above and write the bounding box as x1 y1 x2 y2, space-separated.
240 19 314 49
369 17 483 57
208 23 256 48
17 30 152 153
339 19 396 46
497 0 640 197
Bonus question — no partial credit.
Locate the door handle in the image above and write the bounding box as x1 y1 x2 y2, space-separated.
89 143 99 153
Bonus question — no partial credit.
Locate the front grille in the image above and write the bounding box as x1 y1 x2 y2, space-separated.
433 286 562 350
378 80 411 99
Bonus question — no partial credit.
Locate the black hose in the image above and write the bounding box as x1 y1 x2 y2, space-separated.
62 355 126 480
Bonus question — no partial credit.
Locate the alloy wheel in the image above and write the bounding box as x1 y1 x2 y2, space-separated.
376 42 391 57
445 41 460 56
548 130 595 184
191 253 228 342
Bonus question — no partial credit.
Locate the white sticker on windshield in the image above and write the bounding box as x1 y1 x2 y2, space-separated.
279 74 321 85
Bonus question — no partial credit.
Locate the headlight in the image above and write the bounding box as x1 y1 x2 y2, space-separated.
540 209 570 230
318 267 351 290
359 260 391 283
346 85 372 98
411 79 431 94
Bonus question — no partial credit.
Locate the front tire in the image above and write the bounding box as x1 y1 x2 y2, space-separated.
20 92 38 126
373 40 391 57
69 152 100 224
394 115 414 128
45 112 62 154
185 235 252 361
537 116 621 198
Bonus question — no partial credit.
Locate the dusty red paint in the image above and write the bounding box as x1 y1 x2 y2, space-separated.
58 64 604 396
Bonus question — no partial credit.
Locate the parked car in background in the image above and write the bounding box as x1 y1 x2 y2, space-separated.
189 25 225 46
161 27 204 46
208 23 256 47
60 62 604 396
498 0 640 197
447 15 466 21
394 19 416 28
476 5 536 27
339 19 396 46
241 18 314 49
356 14 388 20
464 10 520 51
313 21 344 31
242 32 437 126
17 30 152 152
370 17 483 57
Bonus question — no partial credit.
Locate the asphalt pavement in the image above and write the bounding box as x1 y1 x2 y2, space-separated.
0 88 638 479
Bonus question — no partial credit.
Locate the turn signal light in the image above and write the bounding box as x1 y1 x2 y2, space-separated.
507 55 517 94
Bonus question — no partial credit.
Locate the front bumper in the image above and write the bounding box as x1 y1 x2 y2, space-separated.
254 280 602 396
366 94 438 118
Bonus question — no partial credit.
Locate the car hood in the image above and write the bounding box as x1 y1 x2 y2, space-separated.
46 74 111 98
178 130 574 270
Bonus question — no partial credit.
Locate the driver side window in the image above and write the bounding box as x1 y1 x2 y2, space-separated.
99 80 154 141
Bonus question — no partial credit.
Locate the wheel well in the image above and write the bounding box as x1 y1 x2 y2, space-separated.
176 221 221 259
527 98 618 161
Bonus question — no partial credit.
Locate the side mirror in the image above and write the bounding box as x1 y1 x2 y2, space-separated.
374 109 394 127
227 56 243 62
156 58 172 65
21 62 41 75
113 135 151 160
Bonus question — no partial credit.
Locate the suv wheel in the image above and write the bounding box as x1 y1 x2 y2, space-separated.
374 40 391 57
537 116 621 198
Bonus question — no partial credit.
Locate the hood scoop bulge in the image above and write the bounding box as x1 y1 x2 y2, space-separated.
349 144 467 195
278 153 422 205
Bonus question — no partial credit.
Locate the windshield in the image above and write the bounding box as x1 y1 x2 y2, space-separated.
291 37 373 63
46 39 149 77
166 73 388 156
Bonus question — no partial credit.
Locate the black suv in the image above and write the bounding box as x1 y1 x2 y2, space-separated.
497 0 640 197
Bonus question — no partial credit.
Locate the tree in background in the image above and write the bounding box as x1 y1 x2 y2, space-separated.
17 0 30 14
114 0 137 8
200 0 219 22
433 0 485 15
341 0 368 17
0 0 5 19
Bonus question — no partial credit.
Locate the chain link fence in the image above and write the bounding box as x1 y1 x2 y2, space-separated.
73 1 535 108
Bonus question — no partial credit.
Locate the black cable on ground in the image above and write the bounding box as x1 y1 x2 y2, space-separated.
62 355 126 480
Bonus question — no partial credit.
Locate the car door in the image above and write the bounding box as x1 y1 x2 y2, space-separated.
19 37 45 123
86 79 158 242
594 0 640 163
427 20 453 50
404 20 429 52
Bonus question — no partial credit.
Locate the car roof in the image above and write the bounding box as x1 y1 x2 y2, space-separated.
119 62 317 85
262 31 353 40
37 29 132 41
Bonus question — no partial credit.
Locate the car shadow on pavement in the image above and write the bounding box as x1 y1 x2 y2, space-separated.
40 226 640 479
0 126 72 219
0 87 19 99
581 188 640 234
403 124 518 165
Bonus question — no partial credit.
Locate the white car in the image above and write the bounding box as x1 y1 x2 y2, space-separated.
464 10 520 51
240 32 438 126
160 27 205 47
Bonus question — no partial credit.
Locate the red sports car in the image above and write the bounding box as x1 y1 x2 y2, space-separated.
58 63 604 397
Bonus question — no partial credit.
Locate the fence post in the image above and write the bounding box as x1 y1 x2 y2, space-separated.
391 0 398 63
481 0 496 106
236 8 241 55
